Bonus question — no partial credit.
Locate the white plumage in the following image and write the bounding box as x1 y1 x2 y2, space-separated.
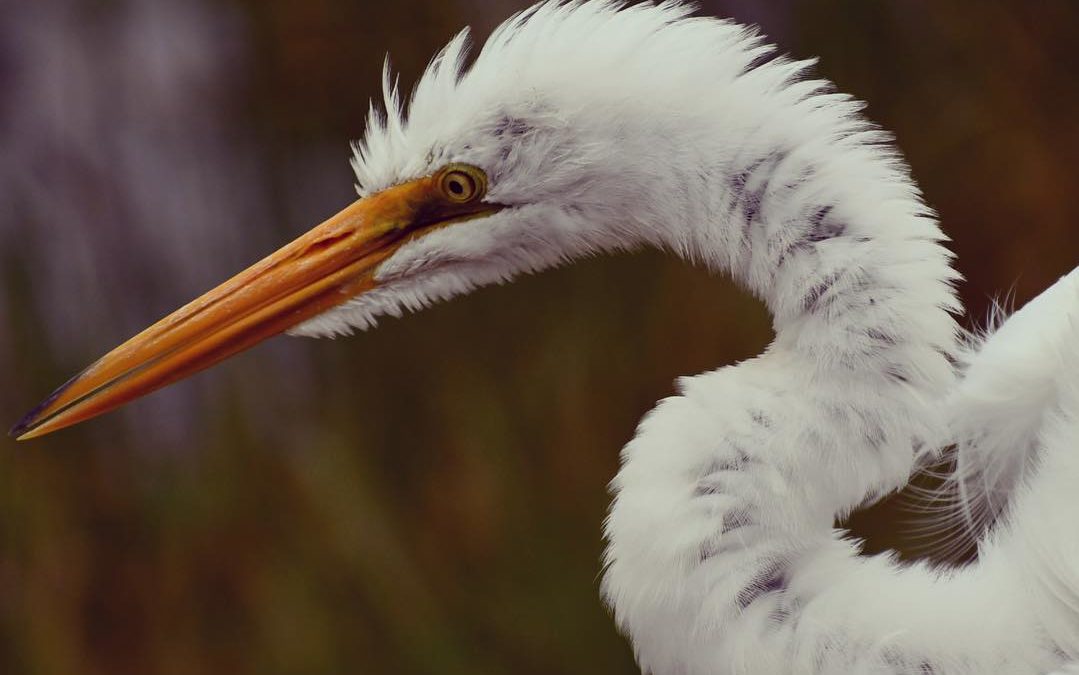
275 2 1079 673
258 2 1079 672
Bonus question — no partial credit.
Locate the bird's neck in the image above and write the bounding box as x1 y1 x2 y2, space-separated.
650 122 961 507
603 125 964 668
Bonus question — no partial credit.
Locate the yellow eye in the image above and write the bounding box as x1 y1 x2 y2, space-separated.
438 165 486 203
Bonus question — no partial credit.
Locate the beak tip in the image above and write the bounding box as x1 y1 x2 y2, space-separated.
9 373 83 442
8 418 34 441
9 407 45 441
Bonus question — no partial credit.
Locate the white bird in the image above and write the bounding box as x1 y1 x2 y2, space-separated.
11 2 1079 673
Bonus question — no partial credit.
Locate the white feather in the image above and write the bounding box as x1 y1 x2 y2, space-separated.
287 2 1077 672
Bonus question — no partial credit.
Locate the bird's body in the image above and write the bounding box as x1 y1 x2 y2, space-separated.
13 2 1079 673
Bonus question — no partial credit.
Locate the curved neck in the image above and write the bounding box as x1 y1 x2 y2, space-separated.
603 122 980 674
633 118 963 509
602 128 1045 675
674 133 957 387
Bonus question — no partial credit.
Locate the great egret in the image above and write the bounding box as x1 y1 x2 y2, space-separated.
11 2 1079 673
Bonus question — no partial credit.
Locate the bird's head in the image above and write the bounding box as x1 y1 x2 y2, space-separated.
12 1 768 439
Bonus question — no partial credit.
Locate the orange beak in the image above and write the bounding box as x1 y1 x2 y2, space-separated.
10 165 500 441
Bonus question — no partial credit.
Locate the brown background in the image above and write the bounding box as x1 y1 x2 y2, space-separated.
1 1 1077 673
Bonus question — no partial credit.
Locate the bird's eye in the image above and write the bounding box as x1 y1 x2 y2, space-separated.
438 164 486 203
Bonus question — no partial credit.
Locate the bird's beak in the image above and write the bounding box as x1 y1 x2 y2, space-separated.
11 167 500 441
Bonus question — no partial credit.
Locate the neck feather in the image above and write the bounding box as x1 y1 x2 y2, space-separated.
652 86 961 401
619 76 965 508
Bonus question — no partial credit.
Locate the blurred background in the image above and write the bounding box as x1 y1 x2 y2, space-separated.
1 1 1077 673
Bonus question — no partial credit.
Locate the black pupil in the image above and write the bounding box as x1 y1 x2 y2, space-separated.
449 178 465 195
